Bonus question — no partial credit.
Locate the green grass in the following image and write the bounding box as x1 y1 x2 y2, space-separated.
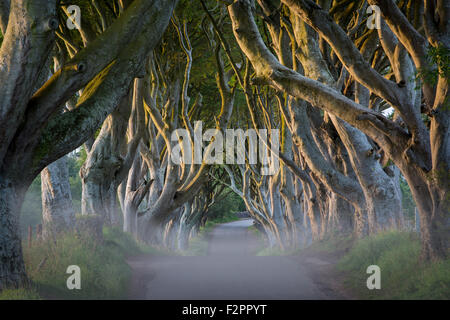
307 234 354 254
103 227 170 256
251 225 304 256
0 227 161 300
337 231 450 299
0 288 41 300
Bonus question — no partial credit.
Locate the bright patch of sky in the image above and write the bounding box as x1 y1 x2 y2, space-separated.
382 107 394 118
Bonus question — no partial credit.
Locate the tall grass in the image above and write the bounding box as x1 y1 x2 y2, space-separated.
337 231 450 299
0 227 152 300
0 288 41 300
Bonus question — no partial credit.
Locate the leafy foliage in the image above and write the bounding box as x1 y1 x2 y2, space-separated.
206 191 245 223
417 44 450 85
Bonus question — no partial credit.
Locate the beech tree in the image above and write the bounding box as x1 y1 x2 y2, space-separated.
202 0 399 247
132 15 235 245
0 0 177 290
227 0 448 260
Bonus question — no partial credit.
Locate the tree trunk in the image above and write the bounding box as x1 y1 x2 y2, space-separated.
303 185 322 241
327 192 354 236
80 95 131 225
177 203 193 251
0 178 28 290
280 126 306 247
165 211 182 250
41 156 76 238
268 174 289 248
122 198 136 235
176 201 197 251
402 164 449 260
177 224 191 251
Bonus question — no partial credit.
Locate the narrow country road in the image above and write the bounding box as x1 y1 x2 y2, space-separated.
127 219 332 299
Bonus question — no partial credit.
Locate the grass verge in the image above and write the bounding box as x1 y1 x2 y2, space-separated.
0 227 160 300
335 231 449 299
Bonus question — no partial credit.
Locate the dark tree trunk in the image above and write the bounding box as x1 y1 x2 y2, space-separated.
0 178 29 290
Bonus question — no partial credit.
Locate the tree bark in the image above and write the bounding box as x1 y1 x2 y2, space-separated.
0 0 177 289
41 156 76 238
0 178 28 290
80 91 136 225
